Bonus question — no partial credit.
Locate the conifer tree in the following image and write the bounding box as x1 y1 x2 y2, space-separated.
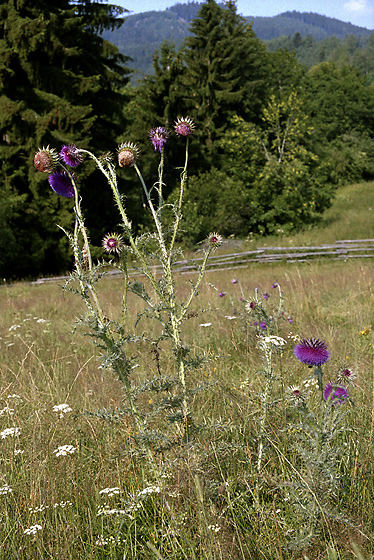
181 0 268 164
0 0 130 278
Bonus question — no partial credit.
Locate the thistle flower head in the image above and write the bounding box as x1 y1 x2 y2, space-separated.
293 338 330 367
60 144 83 167
48 172 75 199
34 147 59 173
323 382 349 405
336 367 357 385
102 232 124 254
117 142 140 167
174 116 195 137
207 232 223 249
148 126 171 152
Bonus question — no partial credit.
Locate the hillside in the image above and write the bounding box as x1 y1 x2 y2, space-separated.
102 3 373 77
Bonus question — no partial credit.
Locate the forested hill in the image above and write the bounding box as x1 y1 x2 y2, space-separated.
102 3 373 76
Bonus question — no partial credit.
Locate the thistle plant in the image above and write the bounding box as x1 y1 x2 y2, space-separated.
34 118 216 466
283 338 355 549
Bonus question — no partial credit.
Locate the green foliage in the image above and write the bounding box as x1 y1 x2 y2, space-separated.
0 0 131 279
180 93 335 243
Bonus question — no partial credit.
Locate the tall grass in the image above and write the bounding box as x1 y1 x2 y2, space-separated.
1 255 374 559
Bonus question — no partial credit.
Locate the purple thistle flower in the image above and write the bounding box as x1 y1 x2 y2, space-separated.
232 278 238 284
323 382 349 405
294 338 330 367
218 292 226 297
263 293 269 300
148 127 171 152
272 282 279 288
259 322 267 330
48 172 75 198
249 301 256 309
253 321 259 327
288 318 293 324
60 144 82 167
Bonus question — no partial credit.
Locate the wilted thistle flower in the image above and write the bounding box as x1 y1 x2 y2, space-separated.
102 232 124 254
48 172 75 199
117 142 140 167
34 147 59 173
293 338 330 367
174 116 195 137
60 144 83 167
207 232 223 249
323 382 349 405
148 126 171 152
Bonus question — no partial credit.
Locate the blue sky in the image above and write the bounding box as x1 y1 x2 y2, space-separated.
114 0 374 29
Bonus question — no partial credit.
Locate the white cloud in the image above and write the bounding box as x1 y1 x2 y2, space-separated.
343 0 367 13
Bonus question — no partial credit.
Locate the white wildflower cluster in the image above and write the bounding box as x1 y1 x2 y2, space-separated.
29 504 49 514
24 524 42 535
52 403 73 418
0 406 14 417
263 335 287 347
96 505 134 518
14 448 24 456
137 485 161 497
0 485 13 495
99 487 121 497
207 524 221 533
225 315 237 320
7 394 23 403
96 534 124 546
53 444 76 457
0 427 20 439
199 322 212 327
287 332 300 342
55 501 73 509
9 324 21 332
29 501 73 514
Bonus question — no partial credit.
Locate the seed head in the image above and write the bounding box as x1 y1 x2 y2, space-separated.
174 116 195 137
117 142 140 167
34 147 59 173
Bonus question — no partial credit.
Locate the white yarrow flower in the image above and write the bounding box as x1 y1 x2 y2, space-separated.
53 404 73 418
53 445 76 457
0 485 13 495
99 487 121 497
0 427 20 439
24 524 42 535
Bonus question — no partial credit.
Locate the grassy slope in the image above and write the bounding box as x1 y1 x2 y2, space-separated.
251 180 374 249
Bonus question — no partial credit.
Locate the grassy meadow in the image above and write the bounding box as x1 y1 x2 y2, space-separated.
1 181 374 559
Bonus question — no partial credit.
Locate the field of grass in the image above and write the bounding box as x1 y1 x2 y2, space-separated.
1 181 374 559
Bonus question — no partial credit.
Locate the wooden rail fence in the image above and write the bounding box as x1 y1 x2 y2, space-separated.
30 239 374 284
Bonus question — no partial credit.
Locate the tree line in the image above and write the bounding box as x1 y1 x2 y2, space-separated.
1 0 374 279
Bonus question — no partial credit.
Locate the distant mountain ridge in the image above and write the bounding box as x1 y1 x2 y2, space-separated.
102 2 373 77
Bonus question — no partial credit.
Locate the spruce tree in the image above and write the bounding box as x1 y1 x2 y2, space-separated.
0 0 130 279
181 0 268 164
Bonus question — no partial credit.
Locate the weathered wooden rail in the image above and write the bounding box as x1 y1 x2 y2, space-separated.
30 239 374 284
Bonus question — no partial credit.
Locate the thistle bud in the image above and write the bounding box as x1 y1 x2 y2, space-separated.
34 147 59 173
174 116 195 137
117 142 140 167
